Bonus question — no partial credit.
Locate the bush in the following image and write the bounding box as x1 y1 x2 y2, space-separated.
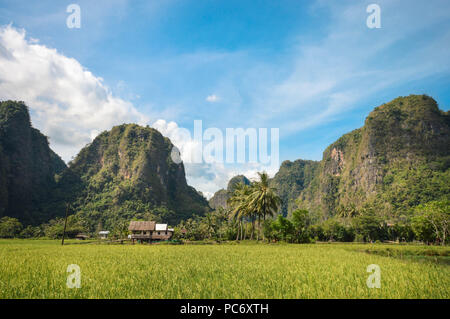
0 217 23 238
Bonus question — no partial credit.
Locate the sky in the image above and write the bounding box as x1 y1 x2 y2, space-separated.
1 0 450 198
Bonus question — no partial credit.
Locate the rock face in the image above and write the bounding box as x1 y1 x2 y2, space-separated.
269 159 320 217
0 101 66 224
209 189 229 209
65 124 210 227
227 175 251 192
296 95 450 219
209 175 250 209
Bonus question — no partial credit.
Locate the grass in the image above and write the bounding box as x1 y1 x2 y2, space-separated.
0 239 448 299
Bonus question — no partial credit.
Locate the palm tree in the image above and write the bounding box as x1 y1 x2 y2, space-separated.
247 172 281 240
227 182 252 240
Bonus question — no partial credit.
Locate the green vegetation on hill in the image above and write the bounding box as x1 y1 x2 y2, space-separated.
61 123 209 231
0 101 66 225
269 159 319 217
0 101 209 230
209 174 250 209
296 95 450 221
1 95 448 244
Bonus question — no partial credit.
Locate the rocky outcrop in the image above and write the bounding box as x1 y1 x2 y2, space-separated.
209 175 251 209
65 123 210 226
296 94 450 219
0 101 66 224
269 159 319 217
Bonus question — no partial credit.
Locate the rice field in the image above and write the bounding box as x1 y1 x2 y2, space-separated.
0 239 448 299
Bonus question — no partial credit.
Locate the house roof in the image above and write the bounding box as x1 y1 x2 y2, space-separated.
155 224 168 231
129 221 156 231
98 231 110 234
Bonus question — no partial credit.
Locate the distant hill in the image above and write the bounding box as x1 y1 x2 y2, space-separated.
269 159 319 217
209 175 250 209
293 95 450 220
0 101 66 224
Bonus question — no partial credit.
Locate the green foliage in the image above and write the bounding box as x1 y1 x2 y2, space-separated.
227 172 282 240
19 225 43 238
271 215 295 242
352 211 384 243
269 160 319 216
261 210 315 243
322 218 354 242
43 215 88 239
174 208 235 241
227 175 250 192
56 123 209 231
0 101 67 225
295 95 450 221
412 200 449 245
0 216 23 238
411 214 436 244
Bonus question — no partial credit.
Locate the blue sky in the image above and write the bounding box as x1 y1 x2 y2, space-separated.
1 0 450 196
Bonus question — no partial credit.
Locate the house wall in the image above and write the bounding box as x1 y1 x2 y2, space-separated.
130 230 173 241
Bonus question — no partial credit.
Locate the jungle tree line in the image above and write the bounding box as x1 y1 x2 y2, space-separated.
174 172 449 245
0 172 448 244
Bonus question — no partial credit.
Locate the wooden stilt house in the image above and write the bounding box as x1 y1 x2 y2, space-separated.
128 221 173 243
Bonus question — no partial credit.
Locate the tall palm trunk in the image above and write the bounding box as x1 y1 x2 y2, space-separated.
257 214 261 241
236 219 240 241
262 212 266 241
250 216 255 240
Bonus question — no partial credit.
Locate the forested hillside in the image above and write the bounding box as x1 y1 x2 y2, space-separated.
0 102 209 229
61 123 209 230
296 95 450 220
0 101 66 224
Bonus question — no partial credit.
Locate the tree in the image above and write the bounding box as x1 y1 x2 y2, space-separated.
20 225 43 238
352 212 382 243
43 215 87 239
227 182 252 240
411 215 435 244
0 216 23 238
322 218 353 242
246 172 281 240
291 209 312 243
272 215 295 242
110 220 129 239
413 200 449 245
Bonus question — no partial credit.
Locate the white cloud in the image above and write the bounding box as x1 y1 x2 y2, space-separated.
206 94 219 102
0 25 148 162
0 25 251 196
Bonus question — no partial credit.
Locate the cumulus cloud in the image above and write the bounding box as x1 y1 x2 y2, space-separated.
0 27 268 197
0 25 148 161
